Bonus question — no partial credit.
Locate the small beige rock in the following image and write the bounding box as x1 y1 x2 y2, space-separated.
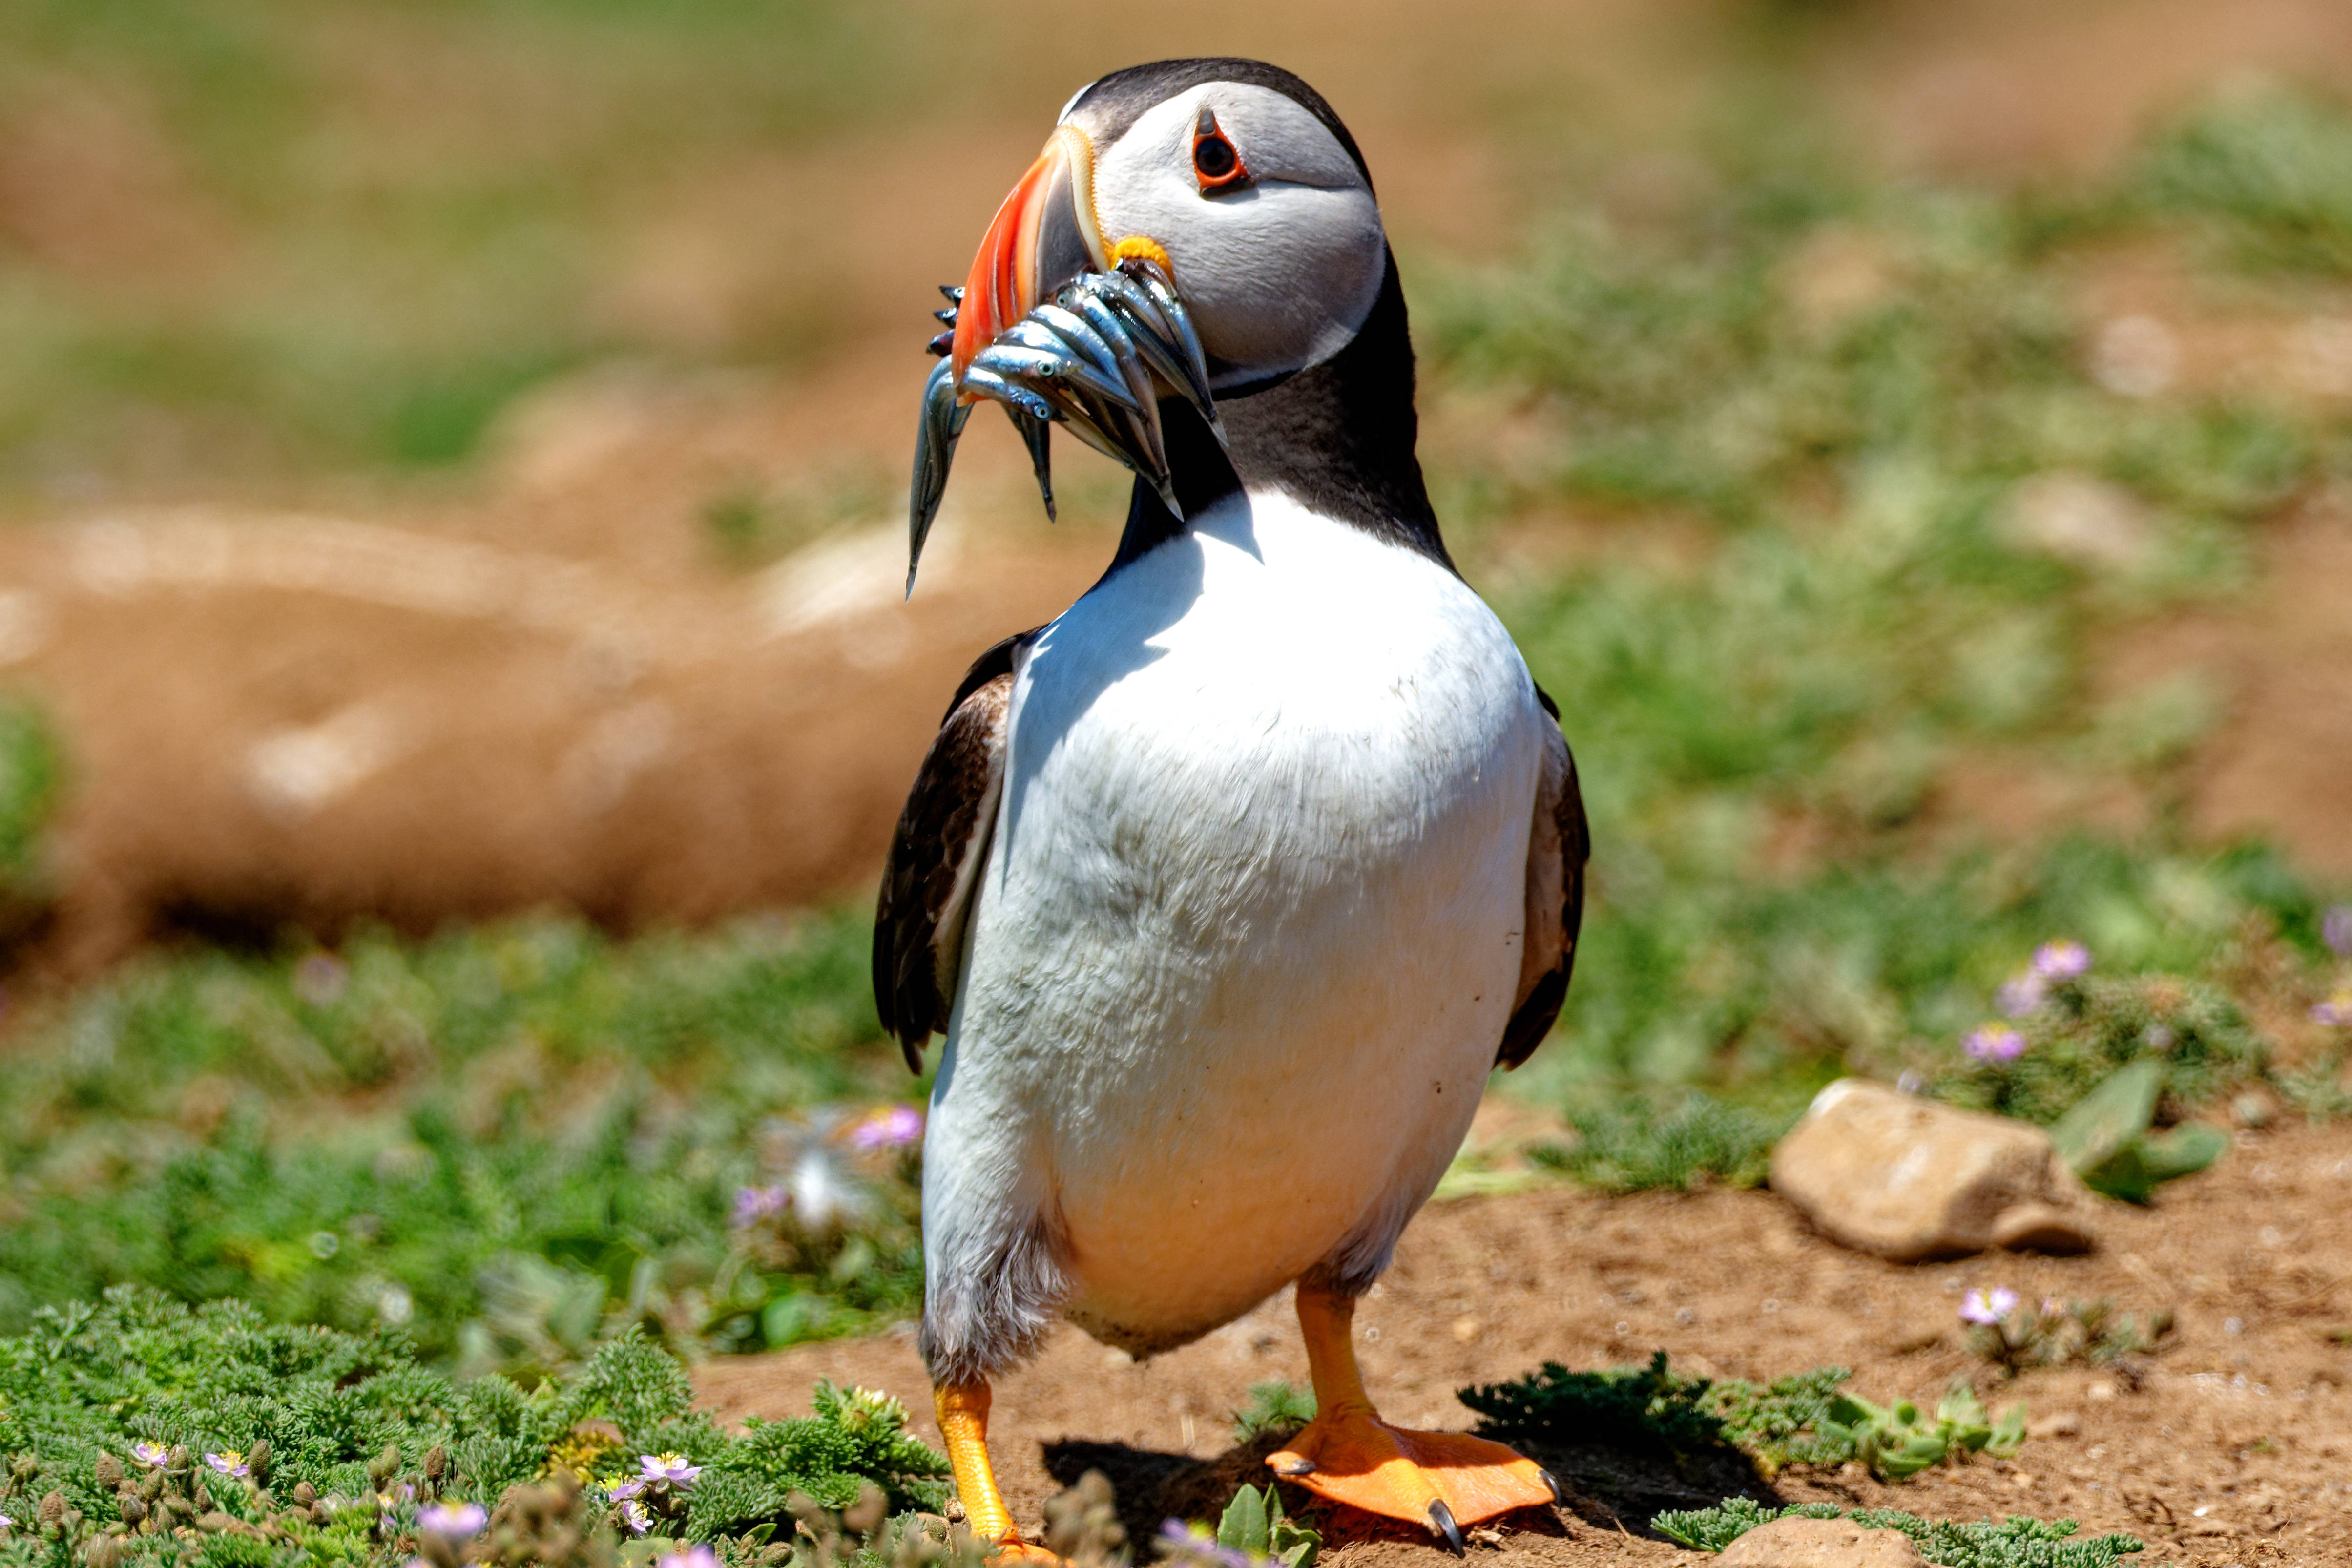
1770 1079 2100 1262
1718 1516 1927 1567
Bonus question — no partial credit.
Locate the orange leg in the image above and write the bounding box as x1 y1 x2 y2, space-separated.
934 1381 1058 1564
1265 1282 1560 1550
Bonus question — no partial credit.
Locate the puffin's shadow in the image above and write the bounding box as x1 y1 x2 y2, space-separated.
1040 1429 1778 1547
1503 1432 1780 1537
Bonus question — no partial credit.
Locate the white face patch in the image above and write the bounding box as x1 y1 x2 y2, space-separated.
1080 83 1386 387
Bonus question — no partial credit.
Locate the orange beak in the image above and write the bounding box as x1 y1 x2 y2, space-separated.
950 125 1107 389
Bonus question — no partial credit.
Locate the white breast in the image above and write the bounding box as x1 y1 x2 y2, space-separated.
924 489 1543 1352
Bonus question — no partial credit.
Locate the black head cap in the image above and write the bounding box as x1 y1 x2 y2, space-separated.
1063 58 1374 193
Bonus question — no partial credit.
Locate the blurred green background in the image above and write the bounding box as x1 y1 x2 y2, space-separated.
0 0 2349 1376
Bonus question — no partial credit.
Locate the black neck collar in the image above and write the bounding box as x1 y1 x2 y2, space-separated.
1104 250 1455 577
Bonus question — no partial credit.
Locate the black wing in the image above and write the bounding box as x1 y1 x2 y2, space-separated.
1496 684 1589 1069
873 630 1037 1071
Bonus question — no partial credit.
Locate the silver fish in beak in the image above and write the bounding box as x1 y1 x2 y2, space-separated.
906 126 1222 596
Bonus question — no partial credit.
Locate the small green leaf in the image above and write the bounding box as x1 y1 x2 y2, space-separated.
1263 1485 1320 1568
2078 1121 2228 1203
1935 1381 1987 1431
2050 1059 2164 1174
2139 1123 2228 1182
1218 1484 1271 1554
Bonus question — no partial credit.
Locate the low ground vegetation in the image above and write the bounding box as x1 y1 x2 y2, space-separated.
0 1293 2126 1568
0 913 927 1373
1650 1499 2143 1568
0 19 2345 1568
1436 80 2352 1128
0 1288 954 1568
1 81 2351 1379
1460 1352 2024 1483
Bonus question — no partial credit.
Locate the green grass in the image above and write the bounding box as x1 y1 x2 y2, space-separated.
2132 77 2352 276
0 913 920 1374
1531 1094 1787 1192
0 1 978 489
0 1286 954 1568
1460 1351 1854 1476
1 18 2351 1358
1652 1499 2142 1567
1419 85 2352 1134
1463 1349 2029 1483
1228 1381 1317 1444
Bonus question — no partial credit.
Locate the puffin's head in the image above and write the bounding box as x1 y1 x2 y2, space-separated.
952 59 1386 394
908 60 1437 594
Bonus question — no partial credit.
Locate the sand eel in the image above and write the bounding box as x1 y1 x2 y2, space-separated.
876 58 1589 1559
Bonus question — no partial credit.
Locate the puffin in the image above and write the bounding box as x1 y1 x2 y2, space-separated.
874 58 1588 1559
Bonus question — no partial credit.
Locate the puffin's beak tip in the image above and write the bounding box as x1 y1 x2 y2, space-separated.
913 125 1219 540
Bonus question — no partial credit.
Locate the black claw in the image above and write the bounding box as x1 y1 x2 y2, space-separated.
1427 1501 1464 1556
1268 1457 1315 1477
927 331 953 358
934 307 957 325
1538 1469 1563 1506
939 284 964 302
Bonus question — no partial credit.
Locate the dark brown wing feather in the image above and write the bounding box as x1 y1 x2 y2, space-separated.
873 630 1037 1071
1497 683 1589 1069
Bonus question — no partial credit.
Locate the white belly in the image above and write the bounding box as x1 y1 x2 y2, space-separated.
925 490 1543 1350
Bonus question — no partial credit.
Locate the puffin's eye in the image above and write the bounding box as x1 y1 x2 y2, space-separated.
1191 105 1251 195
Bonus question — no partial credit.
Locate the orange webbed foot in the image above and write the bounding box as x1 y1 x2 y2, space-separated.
978 1541 1062 1567
1266 1409 1560 1550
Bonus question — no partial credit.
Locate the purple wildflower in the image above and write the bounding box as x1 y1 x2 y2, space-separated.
205 1451 250 1479
1157 1521 1258 1568
1964 1024 2027 1063
1959 1287 2019 1326
847 1103 925 1150
654 1548 721 1568
2313 993 2352 1027
1895 1069 1926 1096
0 1512 13 1530
2324 905 2352 960
129 1442 168 1469
619 1500 653 1536
730 1185 790 1229
608 1478 645 1502
638 1453 702 1487
2032 940 2091 981
1996 973 2047 1018
419 1503 488 1538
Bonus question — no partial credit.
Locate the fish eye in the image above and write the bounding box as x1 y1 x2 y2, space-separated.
1191 106 1250 194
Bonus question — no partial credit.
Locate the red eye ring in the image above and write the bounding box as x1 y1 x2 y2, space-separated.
1192 105 1252 195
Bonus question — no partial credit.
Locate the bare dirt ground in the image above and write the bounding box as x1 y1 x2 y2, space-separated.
2111 495 2352 882
699 1115 2352 1568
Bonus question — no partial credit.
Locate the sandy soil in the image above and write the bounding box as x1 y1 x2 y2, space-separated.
698 1116 2352 1568
2110 495 2352 883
